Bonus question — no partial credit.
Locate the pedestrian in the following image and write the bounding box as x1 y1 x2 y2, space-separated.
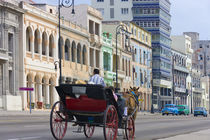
89 68 106 87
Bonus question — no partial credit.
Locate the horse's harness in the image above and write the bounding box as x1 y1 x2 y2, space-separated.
129 91 139 106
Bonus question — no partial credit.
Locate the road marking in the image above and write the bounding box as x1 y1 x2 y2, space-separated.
8 136 41 140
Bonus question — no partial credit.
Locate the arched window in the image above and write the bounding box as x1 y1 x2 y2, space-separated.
82 45 87 65
49 34 54 57
42 32 47 55
71 41 76 62
65 39 70 61
34 29 40 53
58 37 64 59
77 43 81 63
26 27 32 52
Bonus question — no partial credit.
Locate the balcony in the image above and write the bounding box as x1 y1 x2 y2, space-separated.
90 34 101 46
104 71 115 79
174 65 189 73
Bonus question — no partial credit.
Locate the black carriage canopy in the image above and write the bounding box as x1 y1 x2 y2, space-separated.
56 84 109 100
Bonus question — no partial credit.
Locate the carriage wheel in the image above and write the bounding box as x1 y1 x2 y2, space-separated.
50 101 68 140
103 105 118 140
125 116 135 140
84 124 95 138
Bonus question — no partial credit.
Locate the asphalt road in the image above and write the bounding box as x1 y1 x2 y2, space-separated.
0 113 210 140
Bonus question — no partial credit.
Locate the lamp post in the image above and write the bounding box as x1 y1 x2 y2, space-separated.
57 0 75 85
190 67 193 114
115 24 128 93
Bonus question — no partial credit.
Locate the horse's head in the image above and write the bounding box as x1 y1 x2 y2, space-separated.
130 86 140 97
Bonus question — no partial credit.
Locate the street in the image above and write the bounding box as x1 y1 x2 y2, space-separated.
0 113 210 140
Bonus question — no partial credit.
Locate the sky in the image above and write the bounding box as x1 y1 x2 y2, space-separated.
33 0 210 40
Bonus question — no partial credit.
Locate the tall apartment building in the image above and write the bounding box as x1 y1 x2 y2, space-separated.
132 0 172 110
91 0 133 21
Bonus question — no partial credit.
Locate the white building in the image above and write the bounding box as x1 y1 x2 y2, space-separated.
201 76 210 112
91 0 133 21
171 35 194 110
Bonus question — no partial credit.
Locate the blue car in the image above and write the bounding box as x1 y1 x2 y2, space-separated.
162 104 179 116
194 107 208 117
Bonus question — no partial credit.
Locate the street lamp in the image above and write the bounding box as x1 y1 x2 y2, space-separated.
57 0 75 85
115 24 129 93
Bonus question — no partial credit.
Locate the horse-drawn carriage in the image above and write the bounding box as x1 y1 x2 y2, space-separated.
50 84 137 140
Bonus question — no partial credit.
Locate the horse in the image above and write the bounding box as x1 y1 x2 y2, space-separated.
123 87 140 121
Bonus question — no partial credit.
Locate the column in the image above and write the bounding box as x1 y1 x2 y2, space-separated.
93 49 96 68
99 50 103 69
31 82 35 103
38 83 42 102
53 79 59 103
45 83 50 105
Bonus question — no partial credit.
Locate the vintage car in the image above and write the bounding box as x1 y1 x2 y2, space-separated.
194 107 208 117
177 105 190 115
162 104 179 116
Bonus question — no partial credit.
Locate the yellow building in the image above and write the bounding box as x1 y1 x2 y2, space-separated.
20 2 58 110
60 5 103 83
128 22 152 111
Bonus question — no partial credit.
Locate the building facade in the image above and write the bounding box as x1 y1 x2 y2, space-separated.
102 32 115 86
195 40 210 77
171 49 189 105
0 0 24 110
91 0 133 22
201 76 210 112
184 32 206 109
129 22 152 111
132 0 172 110
171 35 193 110
102 22 133 91
21 2 58 110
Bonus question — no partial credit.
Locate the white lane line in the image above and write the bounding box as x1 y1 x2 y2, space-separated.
8 136 41 140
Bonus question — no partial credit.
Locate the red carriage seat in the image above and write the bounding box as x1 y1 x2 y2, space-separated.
66 95 107 112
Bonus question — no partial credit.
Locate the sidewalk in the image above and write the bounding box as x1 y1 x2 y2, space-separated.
138 111 159 116
0 109 159 117
159 129 210 140
0 110 51 116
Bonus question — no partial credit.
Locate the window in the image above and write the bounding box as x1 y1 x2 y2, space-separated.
110 8 114 18
8 33 13 53
121 0 128 1
97 8 104 15
97 0 104 2
110 0 114 5
50 9 53 13
121 8 129 15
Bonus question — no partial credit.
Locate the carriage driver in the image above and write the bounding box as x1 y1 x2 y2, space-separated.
89 69 106 87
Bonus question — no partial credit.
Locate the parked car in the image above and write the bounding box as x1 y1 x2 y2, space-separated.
177 105 189 115
162 104 179 116
194 107 208 117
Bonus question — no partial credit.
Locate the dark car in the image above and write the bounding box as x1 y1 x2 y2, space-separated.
194 107 207 117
